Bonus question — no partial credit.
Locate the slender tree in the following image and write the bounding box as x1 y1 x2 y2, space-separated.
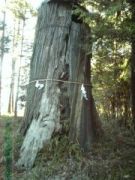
8 20 16 114
14 19 25 117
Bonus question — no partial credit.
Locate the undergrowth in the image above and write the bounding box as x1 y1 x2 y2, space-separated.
1 116 135 180
15 121 135 180
3 119 13 180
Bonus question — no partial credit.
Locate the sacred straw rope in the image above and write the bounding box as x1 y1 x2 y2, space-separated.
25 78 91 87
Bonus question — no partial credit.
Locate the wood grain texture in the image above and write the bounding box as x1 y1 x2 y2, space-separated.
17 1 97 169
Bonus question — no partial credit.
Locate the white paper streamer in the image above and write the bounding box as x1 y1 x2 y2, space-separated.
81 84 88 100
35 80 44 90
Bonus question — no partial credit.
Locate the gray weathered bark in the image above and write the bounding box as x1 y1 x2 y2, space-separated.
17 1 100 169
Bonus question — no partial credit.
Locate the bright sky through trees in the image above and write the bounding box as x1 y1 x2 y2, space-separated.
0 0 42 114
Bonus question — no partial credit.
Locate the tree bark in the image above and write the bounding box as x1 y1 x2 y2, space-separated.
17 1 101 169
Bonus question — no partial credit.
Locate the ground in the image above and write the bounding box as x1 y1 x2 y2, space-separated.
0 116 135 180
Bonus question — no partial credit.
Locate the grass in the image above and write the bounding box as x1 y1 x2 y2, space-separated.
4 120 13 180
0 116 135 180
0 116 14 180
32 122 135 180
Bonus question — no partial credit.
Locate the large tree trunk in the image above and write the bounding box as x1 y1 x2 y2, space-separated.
17 1 101 169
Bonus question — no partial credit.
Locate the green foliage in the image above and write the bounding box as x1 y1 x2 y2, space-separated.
0 34 10 55
92 40 131 122
75 0 133 125
4 120 13 180
7 0 36 20
80 0 133 42
0 21 10 56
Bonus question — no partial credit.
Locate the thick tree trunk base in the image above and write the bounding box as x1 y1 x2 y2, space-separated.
17 2 101 169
